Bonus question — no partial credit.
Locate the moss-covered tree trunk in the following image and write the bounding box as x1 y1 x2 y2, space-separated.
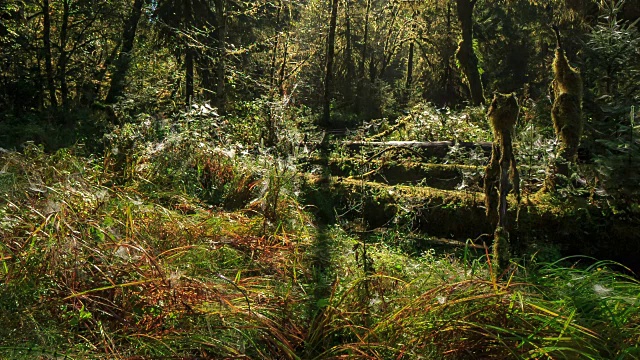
484 93 520 279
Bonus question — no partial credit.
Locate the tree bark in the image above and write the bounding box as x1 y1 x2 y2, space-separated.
356 0 371 113
43 0 57 109
344 0 355 106
105 0 145 104
185 49 194 104
406 43 414 90
359 0 371 81
58 0 70 111
269 0 282 91
322 0 339 127
266 0 286 146
442 1 454 106
185 0 194 104
455 0 485 105
214 0 226 113
278 34 288 97
377 5 401 79
404 37 414 105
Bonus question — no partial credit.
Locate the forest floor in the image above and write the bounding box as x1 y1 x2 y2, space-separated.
1 111 640 359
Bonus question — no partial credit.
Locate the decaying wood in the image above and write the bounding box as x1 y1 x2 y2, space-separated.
344 140 492 148
343 140 493 158
418 237 486 249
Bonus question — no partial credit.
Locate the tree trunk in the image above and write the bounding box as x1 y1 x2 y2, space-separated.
378 5 400 79
214 0 226 114
185 0 194 104
266 0 286 146
344 0 355 106
43 0 57 109
322 0 339 127
35 46 44 110
359 0 371 81
368 55 377 81
185 50 194 104
442 1 454 106
405 41 414 103
105 0 145 104
58 0 70 111
269 0 282 91
356 0 371 113
278 34 288 97
455 0 485 106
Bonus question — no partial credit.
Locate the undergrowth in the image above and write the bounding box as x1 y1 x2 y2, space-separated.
1 141 639 359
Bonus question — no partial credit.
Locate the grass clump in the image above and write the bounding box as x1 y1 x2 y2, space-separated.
0 144 313 358
307 236 640 359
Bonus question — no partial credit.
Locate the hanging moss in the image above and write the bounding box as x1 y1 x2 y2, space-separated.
548 36 583 189
487 93 519 135
552 51 583 97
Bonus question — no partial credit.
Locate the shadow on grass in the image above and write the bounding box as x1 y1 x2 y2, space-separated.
303 225 338 358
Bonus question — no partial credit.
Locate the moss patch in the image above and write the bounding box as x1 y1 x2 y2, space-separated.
305 156 482 189
301 176 640 270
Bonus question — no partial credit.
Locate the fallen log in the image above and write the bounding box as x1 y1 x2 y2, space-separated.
300 176 640 274
317 157 482 189
415 236 487 250
342 140 493 158
343 140 493 147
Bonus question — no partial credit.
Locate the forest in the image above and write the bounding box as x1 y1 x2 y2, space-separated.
1 0 640 358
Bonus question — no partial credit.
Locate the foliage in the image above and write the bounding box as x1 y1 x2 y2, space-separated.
2 145 640 358
514 98 556 193
580 1 640 204
594 107 640 203
582 0 640 105
388 103 490 143
1 0 640 358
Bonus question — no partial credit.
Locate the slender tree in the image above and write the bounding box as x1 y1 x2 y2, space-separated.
356 0 371 113
442 0 454 105
154 0 210 104
455 0 485 105
42 0 57 109
58 0 70 111
404 6 419 105
269 0 283 91
344 0 355 106
106 0 146 104
322 0 339 127
213 0 227 113
185 0 194 103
